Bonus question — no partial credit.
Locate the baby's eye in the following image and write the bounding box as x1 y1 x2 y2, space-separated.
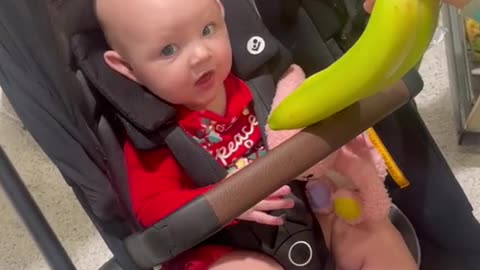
161 45 177 57
202 24 216 37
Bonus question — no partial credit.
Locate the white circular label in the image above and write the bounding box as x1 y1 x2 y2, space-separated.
288 241 313 267
247 36 266 55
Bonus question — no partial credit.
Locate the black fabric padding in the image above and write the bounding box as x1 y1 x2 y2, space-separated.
0 0 121 221
50 0 99 37
71 31 177 133
223 0 281 79
301 0 344 41
255 1 338 76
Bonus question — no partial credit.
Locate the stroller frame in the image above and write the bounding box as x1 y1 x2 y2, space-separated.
0 147 77 270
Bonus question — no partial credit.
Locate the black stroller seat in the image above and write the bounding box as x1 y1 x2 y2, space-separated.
1 0 480 270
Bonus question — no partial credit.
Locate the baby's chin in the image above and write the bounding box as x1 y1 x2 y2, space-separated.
185 88 224 112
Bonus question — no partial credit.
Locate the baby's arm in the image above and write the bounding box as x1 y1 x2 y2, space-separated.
124 140 216 227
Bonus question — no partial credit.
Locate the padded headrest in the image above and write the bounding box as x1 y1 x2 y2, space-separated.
55 0 281 76
222 0 281 79
70 0 287 137
72 31 177 133
50 0 99 37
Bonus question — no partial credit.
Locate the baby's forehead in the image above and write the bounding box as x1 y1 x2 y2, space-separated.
97 0 221 51
106 0 218 31
141 2 219 31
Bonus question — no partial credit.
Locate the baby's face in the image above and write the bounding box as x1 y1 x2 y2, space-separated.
105 0 232 111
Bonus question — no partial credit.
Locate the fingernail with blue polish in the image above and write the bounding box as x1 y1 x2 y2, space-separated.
307 182 331 210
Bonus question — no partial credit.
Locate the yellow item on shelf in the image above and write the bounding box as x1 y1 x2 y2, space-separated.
465 18 480 61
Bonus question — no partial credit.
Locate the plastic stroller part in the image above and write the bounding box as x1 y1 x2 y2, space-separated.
0 147 76 270
389 204 421 265
98 258 124 270
0 145 136 270
124 76 419 269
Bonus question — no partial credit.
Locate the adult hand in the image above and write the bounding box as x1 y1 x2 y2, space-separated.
315 213 417 270
363 0 471 13
236 185 294 226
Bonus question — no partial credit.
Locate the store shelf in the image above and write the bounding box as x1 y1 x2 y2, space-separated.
443 5 480 145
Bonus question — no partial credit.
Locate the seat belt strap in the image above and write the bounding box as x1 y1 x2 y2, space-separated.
165 127 227 188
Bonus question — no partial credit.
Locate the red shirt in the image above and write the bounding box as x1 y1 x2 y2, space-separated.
124 74 266 228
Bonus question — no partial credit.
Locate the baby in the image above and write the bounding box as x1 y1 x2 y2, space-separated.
95 0 416 269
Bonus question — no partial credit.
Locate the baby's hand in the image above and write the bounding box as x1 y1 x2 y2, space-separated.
236 185 295 226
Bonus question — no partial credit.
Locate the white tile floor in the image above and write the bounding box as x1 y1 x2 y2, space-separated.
0 39 479 270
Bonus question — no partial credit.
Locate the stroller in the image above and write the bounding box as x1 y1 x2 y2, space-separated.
1 0 480 269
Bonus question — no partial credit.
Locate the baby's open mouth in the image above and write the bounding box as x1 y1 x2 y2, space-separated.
195 71 214 87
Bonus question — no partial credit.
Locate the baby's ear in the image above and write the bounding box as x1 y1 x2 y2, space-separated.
103 50 139 83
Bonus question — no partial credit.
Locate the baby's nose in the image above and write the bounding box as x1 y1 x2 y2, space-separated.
190 44 211 66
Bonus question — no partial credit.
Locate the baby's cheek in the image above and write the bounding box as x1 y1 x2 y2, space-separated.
219 49 232 74
148 80 187 105
215 35 233 67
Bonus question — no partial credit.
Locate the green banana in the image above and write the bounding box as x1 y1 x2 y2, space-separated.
384 0 440 86
267 0 440 131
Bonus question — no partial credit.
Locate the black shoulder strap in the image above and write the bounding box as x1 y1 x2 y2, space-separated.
245 69 277 148
165 127 227 187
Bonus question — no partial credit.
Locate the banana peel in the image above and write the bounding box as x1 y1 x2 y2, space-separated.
267 0 441 130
